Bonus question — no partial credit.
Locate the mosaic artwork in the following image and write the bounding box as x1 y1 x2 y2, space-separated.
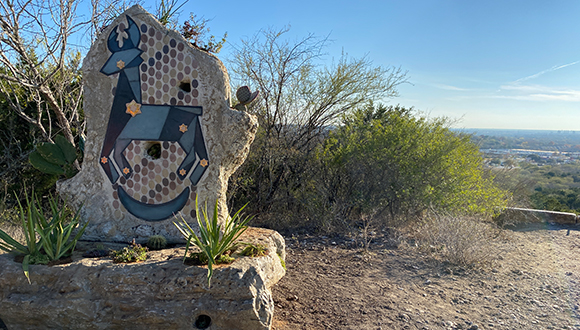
99 15 208 221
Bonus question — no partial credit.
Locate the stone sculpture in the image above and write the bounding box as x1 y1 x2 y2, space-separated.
58 5 258 242
0 6 285 330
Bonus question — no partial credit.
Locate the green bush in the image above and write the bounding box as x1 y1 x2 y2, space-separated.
313 104 508 228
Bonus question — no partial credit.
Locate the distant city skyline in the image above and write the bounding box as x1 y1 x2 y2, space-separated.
77 0 580 130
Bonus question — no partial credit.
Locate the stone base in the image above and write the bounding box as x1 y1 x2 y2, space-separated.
0 227 285 330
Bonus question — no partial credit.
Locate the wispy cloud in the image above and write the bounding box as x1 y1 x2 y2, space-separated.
515 60 580 82
497 84 580 102
432 83 470 91
499 61 580 102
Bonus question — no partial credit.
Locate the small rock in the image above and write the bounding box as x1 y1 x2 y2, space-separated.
512 269 523 275
286 295 299 301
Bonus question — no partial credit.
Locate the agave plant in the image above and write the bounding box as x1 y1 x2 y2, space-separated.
174 196 252 288
34 194 87 262
0 192 86 283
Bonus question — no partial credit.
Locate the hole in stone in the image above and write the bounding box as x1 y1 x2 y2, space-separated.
0 317 7 330
146 142 162 159
194 315 211 329
179 80 191 93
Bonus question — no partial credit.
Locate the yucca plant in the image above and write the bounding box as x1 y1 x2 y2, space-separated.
0 195 40 283
174 196 252 288
34 195 87 262
0 192 86 283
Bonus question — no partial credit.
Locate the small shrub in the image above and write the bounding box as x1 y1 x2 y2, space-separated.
240 243 267 257
111 240 148 263
147 235 167 250
415 211 498 267
215 253 235 264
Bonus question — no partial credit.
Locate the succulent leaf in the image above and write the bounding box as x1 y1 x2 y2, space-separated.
29 151 65 175
36 142 67 166
55 135 77 164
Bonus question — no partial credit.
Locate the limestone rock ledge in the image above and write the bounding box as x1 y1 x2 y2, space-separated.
0 228 285 330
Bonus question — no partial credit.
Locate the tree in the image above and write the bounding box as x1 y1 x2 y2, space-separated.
314 104 508 227
0 0 128 207
227 27 407 215
0 0 115 145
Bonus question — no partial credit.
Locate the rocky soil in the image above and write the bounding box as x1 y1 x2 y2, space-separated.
272 223 580 330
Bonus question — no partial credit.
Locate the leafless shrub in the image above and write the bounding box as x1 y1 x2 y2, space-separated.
415 211 498 267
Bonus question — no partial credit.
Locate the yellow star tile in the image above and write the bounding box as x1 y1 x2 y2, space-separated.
126 100 141 117
179 169 187 176
179 124 188 133
123 167 130 175
200 159 208 167
101 157 108 164
116 60 125 69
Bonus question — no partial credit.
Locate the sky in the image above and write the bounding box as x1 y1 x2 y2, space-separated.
78 0 580 130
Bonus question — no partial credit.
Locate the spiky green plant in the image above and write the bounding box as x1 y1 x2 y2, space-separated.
174 197 252 288
34 195 87 261
0 192 86 283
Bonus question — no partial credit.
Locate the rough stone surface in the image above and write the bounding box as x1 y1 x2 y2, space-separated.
57 5 258 242
0 228 285 330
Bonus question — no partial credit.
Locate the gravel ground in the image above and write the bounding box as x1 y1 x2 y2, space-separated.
272 223 580 330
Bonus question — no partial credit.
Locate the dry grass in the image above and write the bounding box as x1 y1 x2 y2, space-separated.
415 211 499 267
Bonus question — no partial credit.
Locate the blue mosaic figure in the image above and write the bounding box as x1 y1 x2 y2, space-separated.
98 16 208 221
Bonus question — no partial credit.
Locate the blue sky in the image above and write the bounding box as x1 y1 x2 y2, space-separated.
79 1 580 130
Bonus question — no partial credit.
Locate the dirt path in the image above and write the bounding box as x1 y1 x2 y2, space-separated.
272 224 580 330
